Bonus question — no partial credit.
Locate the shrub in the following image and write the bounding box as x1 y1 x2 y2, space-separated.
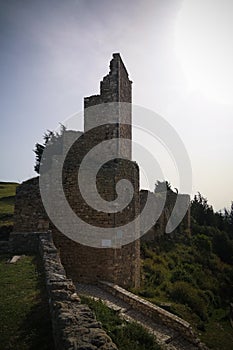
193 234 212 255
81 296 161 350
112 322 161 350
138 288 156 298
170 281 208 320
170 268 195 285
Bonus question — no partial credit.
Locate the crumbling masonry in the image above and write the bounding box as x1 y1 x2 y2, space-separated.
14 54 141 288
13 53 190 289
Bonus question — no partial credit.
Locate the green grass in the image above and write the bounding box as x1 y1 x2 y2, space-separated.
81 296 161 350
135 238 233 350
0 182 18 199
0 255 54 350
0 182 18 227
197 308 233 350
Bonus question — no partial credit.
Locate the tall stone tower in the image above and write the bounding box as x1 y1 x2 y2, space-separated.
13 53 141 288
55 53 140 287
84 53 132 160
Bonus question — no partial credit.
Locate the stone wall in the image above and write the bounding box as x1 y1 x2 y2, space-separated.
39 233 117 350
13 53 141 289
52 158 141 288
13 157 141 289
0 231 40 254
84 53 132 159
13 177 49 232
140 189 191 241
99 281 207 349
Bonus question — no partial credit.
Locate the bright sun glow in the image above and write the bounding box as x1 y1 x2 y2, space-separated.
175 0 233 105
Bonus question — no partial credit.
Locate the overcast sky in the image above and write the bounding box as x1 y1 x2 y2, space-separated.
1 0 233 211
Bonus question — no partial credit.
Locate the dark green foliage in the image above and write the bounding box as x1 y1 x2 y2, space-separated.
34 142 46 174
170 267 195 285
193 234 212 256
81 296 161 350
191 192 215 226
170 281 208 320
222 202 233 237
112 322 160 350
138 236 233 349
34 125 66 174
137 192 233 350
212 230 233 264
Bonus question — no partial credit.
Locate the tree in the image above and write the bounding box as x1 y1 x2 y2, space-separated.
191 192 215 226
223 202 233 238
193 234 212 256
212 230 233 264
34 130 53 174
34 125 66 174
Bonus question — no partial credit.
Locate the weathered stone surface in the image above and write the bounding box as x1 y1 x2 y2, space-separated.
9 255 22 263
9 53 195 350
38 233 118 350
13 53 141 289
140 189 191 241
99 281 207 349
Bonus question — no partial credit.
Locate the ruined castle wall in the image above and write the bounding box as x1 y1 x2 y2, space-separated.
13 177 49 232
84 53 132 159
140 190 191 241
13 150 141 289
52 158 141 288
13 53 141 289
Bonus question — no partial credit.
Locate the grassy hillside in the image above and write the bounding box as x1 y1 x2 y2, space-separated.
0 255 54 350
133 233 233 350
132 191 233 350
0 181 18 227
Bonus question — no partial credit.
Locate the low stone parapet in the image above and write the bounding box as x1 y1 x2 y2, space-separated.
99 280 206 348
38 232 118 350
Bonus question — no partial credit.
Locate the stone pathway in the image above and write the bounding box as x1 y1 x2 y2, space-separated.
76 283 201 350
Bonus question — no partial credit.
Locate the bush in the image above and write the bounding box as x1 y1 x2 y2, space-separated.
193 234 212 255
143 260 166 286
170 268 195 285
81 296 161 350
112 322 161 350
138 288 156 298
212 231 233 264
170 281 208 320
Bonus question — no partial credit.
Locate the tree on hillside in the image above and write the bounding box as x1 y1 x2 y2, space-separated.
212 230 233 264
223 201 233 238
191 192 215 226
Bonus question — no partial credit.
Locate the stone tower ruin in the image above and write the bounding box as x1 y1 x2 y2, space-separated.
13 53 191 289
13 53 141 288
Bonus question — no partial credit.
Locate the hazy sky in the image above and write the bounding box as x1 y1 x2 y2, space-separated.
1 0 233 211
